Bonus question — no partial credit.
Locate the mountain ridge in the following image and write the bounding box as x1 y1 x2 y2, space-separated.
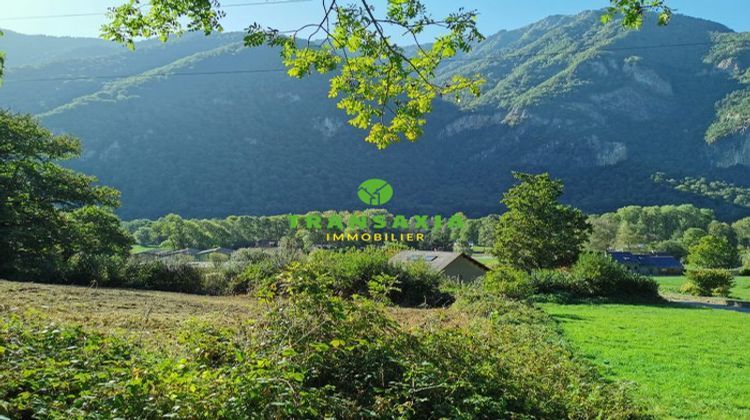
2 11 750 220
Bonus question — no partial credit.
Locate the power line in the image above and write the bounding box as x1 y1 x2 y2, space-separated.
6 68 289 83
4 38 750 84
0 0 313 21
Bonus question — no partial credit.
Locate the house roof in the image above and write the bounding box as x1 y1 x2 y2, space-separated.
161 248 200 257
196 247 233 255
608 251 683 269
389 250 490 272
645 255 683 268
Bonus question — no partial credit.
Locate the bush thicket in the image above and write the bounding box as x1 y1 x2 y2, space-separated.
0 266 649 418
568 253 659 298
681 269 735 297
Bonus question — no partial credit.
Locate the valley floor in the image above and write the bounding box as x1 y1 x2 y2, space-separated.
2 280 748 418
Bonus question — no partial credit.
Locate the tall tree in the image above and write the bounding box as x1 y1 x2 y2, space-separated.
0 111 132 281
732 217 750 248
101 0 672 148
492 172 592 271
687 235 740 269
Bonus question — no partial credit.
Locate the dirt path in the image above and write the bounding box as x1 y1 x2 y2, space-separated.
663 294 750 314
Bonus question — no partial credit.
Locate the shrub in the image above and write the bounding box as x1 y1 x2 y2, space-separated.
568 253 659 299
687 235 741 269
64 254 125 286
120 259 203 294
230 259 280 294
738 266 750 276
0 281 648 418
201 271 230 296
681 269 735 297
397 260 453 306
529 268 573 294
304 248 448 306
483 266 535 299
230 247 270 264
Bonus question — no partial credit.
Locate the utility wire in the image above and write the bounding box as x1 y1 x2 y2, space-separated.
5 37 749 84
0 0 313 21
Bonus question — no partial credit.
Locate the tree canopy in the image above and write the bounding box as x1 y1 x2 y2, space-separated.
687 235 741 269
492 172 591 271
0 111 132 281
101 0 672 148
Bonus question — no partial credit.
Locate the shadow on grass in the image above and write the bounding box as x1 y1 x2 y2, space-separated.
532 292 748 313
534 294 724 331
530 292 667 306
547 313 587 321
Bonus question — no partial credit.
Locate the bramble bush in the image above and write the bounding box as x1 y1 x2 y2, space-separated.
566 253 659 299
681 269 735 297
529 268 572 294
288 247 450 306
0 263 649 418
482 254 659 301
483 265 535 299
117 259 204 293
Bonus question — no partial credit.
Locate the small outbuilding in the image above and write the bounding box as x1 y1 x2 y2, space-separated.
390 250 489 282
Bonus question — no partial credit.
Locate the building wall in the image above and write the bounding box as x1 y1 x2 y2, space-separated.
441 258 487 282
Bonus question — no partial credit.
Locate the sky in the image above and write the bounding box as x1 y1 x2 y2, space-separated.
0 0 748 39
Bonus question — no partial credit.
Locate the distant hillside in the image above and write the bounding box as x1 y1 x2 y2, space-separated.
0 29 120 68
2 12 750 220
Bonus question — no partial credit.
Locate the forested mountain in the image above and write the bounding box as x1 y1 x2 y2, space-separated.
2 11 750 220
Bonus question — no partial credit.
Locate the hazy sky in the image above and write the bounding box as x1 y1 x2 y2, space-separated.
0 0 748 39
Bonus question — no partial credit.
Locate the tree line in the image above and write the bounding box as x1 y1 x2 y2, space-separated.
123 210 499 254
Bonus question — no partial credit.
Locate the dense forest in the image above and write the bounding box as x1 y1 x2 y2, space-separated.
2 11 750 220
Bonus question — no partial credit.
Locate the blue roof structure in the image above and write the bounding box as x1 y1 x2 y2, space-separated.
608 251 683 270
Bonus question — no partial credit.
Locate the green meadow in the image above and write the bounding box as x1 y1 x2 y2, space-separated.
654 275 750 300
541 302 750 419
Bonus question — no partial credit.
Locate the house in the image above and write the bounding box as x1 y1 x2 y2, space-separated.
608 251 684 275
195 247 233 261
389 250 489 282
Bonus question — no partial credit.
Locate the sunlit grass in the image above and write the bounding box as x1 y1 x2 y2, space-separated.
541 302 750 419
654 275 750 300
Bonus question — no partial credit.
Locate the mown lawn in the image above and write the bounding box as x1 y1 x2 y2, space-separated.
654 275 750 300
472 253 498 268
130 244 170 254
541 302 750 419
0 281 441 345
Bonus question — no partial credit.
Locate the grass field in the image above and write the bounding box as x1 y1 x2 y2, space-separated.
0 281 439 346
130 244 169 254
471 253 499 268
654 275 750 300
542 302 750 419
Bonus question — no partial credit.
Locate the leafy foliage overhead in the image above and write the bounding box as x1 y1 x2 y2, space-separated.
602 0 672 28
